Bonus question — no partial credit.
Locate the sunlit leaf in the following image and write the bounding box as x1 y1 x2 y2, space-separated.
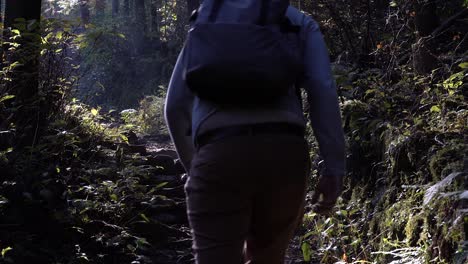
120 134 129 144
155 182 168 189
424 172 463 205
302 231 315 240
0 95 15 103
458 62 468 69
110 193 118 201
1 247 12 258
9 61 22 68
91 108 98 116
301 242 312 262
126 244 136 252
140 213 150 223
430 105 441 113
136 238 150 247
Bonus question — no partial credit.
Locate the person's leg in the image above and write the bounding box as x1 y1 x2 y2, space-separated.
244 135 310 264
186 135 309 264
186 138 255 264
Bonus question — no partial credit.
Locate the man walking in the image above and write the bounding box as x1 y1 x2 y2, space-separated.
165 1 345 263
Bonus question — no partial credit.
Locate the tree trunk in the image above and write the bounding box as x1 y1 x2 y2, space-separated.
174 0 188 45
413 0 439 74
123 0 130 16
134 0 147 32
95 0 106 18
150 0 159 34
4 0 42 27
134 0 147 53
79 0 90 24
375 0 388 18
4 0 43 147
112 0 120 16
150 0 160 47
298 0 304 10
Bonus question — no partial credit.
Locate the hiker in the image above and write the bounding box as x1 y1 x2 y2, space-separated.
164 1 345 263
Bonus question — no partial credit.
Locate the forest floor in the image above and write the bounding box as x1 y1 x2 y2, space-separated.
0 129 309 263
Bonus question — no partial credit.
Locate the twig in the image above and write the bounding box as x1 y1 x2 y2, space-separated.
431 9 468 38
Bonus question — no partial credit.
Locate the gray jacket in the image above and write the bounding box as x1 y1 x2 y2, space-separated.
164 6 346 178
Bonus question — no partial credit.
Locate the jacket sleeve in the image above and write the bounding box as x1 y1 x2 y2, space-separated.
302 23 346 178
164 47 195 172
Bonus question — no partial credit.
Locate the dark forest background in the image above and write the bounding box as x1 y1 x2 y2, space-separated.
0 0 467 263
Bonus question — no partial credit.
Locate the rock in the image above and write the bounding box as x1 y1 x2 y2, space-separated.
86 167 116 177
460 190 468 200
120 109 137 115
124 130 139 144
154 149 178 159
130 156 152 166
159 186 186 197
128 144 147 155
141 198 177 210
147 155 176 174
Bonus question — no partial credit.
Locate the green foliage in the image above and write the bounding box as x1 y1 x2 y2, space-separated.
0 94 188 262
118 94 168 136
1 247 13 258
68 0 184 109
76 22 176 108
135 95 168 135
2 1 466 263
301 53 466 263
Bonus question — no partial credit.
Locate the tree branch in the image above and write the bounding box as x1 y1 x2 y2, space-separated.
431 8 468 38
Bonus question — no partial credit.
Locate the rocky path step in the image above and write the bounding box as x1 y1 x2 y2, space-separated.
105 134 194 264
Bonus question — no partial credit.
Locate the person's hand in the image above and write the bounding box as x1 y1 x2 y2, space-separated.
310 174 343 216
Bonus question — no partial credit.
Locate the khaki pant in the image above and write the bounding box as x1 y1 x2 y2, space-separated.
186 134 310 264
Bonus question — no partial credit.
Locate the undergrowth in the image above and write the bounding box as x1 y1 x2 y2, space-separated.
299 60 467 263
0 16 182 264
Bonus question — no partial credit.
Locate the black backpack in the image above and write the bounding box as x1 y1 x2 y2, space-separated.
183 0 302 105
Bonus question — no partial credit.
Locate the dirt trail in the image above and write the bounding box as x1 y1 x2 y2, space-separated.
133 136 193 263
